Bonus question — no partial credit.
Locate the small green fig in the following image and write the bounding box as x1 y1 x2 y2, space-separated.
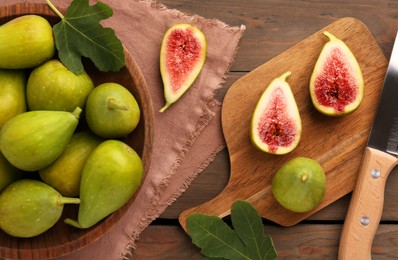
0 107 82 171
0 69 27 128
0 15 55 69
65 140 143 229
272 157 326 213
85 83 140 138
40 131 102 197
0 179 80 238
27 59 94 112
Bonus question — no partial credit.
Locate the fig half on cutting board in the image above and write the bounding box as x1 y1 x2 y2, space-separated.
250 71 302 155
310 31 364 116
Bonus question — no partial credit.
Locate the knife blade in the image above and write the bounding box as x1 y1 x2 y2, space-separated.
338 31 398 260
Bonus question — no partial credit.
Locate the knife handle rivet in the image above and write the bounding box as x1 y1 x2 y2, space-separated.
371 168 381 179
360 215 370 226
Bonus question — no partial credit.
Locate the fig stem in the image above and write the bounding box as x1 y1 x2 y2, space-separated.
279 71 292 81
159 103 171 113
107 98 128 111
46 0 65 20
323 31 337 41
64 218 85 229
58 197 80 205
72 107 82 119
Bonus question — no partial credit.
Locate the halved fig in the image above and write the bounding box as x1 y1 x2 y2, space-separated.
159 23 207 112
250 71 302 155
310 31 364 116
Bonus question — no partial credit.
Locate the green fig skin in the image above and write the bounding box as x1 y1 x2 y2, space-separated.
272 157 326 213
0 107 82 171
85 83 140 138
64 140 143 229
0 69 27 128
0 179 80 238
0 15 55 69
27 60 94 112
0 152 24 192
39 131 102 197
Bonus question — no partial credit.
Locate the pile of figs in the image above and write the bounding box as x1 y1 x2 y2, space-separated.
0 15 143 238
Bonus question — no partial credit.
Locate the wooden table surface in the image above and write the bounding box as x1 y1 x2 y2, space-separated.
131 0 398 259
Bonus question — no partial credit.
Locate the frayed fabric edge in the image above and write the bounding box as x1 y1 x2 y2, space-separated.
120 101 222 260
119 2 246 259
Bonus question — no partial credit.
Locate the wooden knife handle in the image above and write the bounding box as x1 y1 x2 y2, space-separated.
338 147 398 259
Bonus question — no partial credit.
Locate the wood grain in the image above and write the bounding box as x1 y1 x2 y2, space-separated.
131 224 398 259
0 3 154 260
179 17 387 229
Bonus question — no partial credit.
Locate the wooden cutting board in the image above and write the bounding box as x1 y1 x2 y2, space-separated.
179 17 387 229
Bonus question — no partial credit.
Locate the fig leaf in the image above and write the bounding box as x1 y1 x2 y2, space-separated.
186 200 277 260
46 0 125 74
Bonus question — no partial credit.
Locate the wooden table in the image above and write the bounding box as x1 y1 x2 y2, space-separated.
131 0 398 258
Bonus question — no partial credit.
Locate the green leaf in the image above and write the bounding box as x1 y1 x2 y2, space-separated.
186 200 277 260
187 214 249 259
232 200 277 260
48 0 125 74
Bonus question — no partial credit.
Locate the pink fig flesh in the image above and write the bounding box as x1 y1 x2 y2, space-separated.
310 31 364 116
250 71 302 155
159 23 207 112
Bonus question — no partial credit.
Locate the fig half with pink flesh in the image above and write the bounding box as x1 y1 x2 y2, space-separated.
159 23 207 112
250 71 302 155
310 31 364 116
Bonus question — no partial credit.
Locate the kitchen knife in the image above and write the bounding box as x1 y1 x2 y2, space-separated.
338 31 398 260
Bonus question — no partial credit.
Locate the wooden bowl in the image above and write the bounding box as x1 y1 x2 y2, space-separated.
0 3 154 259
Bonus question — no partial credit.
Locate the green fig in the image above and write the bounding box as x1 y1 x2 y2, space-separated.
0 107 82 171
0 179 80 238
27 59 94 112
272 157 326 213
65 140 143 229
0 69 27 128
159 23 207 112
250 71 302 155
0 15 55 69
309 31 364 116
40 131 102 197
85 83 140 138
0 152 23 192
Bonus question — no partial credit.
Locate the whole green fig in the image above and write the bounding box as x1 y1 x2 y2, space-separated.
40 131 102 197
0 69 27 128
27 59 94 112
0 15 55 69
0 107 82 171
0 179 80 238
65 140 143 229
85 83 140 138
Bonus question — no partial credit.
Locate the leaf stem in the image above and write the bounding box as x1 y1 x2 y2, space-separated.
45 0 65 19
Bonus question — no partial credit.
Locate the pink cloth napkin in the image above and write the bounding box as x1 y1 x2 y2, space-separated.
2 1 245 259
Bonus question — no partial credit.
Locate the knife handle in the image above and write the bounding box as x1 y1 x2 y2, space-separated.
338 147 398 260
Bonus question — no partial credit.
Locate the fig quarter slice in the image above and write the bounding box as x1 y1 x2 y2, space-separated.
159 23 207 112
250 71 302 155
309 31 364 116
